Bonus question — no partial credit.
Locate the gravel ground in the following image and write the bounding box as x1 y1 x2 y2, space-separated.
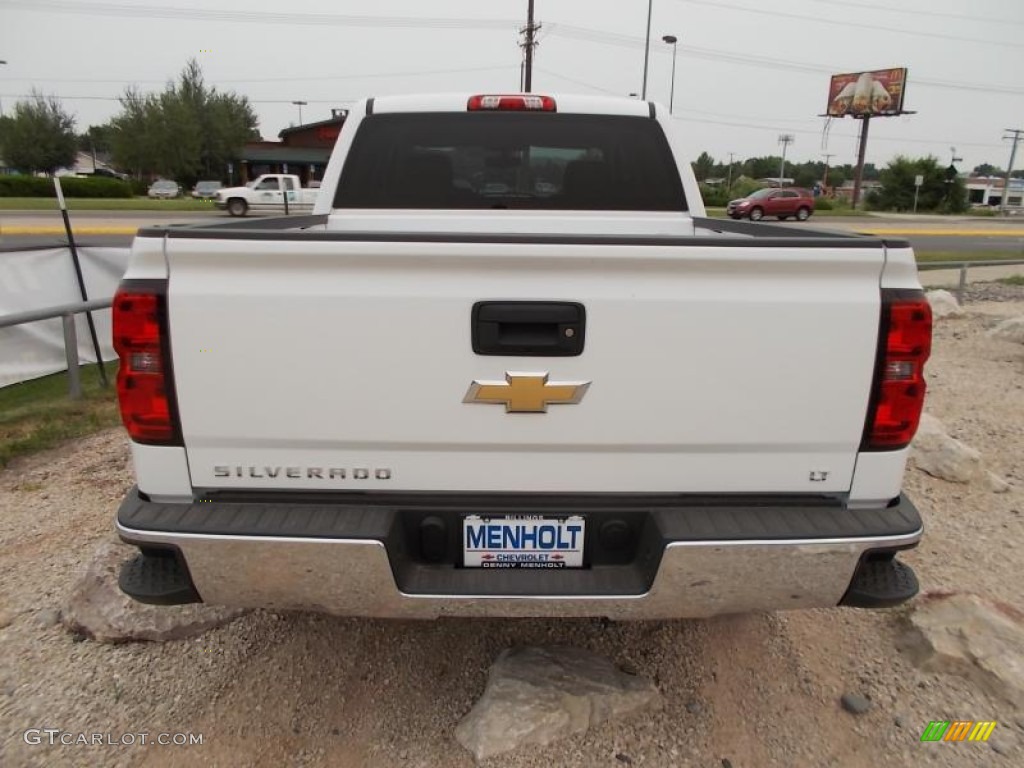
1 290 1022 768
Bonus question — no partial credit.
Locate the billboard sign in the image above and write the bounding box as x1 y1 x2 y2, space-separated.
827 68 907 117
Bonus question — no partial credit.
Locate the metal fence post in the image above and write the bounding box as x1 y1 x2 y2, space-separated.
61 312 82 399
957 263 968 304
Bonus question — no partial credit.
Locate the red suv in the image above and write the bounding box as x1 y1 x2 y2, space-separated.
727 188 815 221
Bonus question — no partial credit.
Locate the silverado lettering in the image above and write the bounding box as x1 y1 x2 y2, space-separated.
212 466 392 480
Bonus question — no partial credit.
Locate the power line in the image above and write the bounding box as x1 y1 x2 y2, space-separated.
544 24 1024 96
6 0 1020 97
671 0 1024 49
535 67 621 96
0 0 520 30
810 0 1023 27
668 113 1002 149
535 67 1004 150
0 64 514 86
0 93 358 105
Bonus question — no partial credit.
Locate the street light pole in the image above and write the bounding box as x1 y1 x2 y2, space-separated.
641 0 653 99
291 100 307 125
662 35 677 114
778 134 794 186
821 153 835 190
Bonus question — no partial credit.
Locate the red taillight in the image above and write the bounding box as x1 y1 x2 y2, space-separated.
467 94 556 112
113 286 178 444
865 291 932 450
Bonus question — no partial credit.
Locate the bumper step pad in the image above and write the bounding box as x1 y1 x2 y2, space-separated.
840 557 919 608
118 552 201 606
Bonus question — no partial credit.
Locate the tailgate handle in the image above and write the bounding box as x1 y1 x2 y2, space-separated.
472 301 586 357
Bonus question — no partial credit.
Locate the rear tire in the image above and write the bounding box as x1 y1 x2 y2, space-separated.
749 207 764 221
227 198 248 217
796 207 811 221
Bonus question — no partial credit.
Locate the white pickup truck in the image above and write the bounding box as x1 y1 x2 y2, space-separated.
214 173 318 217
112 93 930 619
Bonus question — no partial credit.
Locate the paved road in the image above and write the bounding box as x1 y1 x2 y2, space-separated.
795 216 1024 255
2 211 1024 255
0 210 223 249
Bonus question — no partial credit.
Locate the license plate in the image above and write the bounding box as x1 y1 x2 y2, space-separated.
463 515 585 569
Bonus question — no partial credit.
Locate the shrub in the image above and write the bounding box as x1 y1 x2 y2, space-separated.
58 177 133 198
0 175 52 196
699 184 730 207
0 174 133 198
128 178 150 196
815 198 833 211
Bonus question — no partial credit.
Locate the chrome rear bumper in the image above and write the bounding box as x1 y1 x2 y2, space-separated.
116 489 922 619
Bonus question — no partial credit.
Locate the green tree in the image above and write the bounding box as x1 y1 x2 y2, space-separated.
692 151 715 181
972 163 1002 176
110 59 258 184
0 91 77 174
791 164 817 188
825 167 847 188
869 155 967 213
746 156 784 180
77 124 115 155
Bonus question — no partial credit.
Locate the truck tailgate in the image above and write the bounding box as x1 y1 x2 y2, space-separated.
166 236 884 494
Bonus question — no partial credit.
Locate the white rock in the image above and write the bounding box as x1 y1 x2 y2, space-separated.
455 646 661 761
62 541 247 643
986 471 1011 494
987 316 1024 344
926 289 963 319
900 593 1024 707
911 414 984 483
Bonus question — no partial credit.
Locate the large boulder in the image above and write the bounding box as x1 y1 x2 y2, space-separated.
987 315 1024 345
926 289 964 319
911 414 984 483
62 541 247 643
455 646 661 761
900 593 1024 708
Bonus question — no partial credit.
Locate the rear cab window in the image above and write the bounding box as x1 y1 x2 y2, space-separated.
334 113 686 211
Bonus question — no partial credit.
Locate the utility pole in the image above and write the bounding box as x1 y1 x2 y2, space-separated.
726 152 736 194
641 0 653 99
851 115 871 209
1001 128 1022 216
778 134 794 187
821 153 835 189
521 0 539 92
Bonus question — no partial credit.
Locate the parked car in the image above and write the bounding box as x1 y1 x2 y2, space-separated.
90 167 129 181
727 187 815 221
147 180 182 199
213 174 317 216
192 180 223 199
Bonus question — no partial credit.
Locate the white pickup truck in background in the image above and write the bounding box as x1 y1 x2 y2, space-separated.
112 93 931 619
214 173 318 217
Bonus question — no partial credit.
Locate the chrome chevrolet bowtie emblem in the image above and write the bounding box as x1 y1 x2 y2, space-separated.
463 372 590 413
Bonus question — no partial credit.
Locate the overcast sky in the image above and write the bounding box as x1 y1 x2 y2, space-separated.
1 0 1022 172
